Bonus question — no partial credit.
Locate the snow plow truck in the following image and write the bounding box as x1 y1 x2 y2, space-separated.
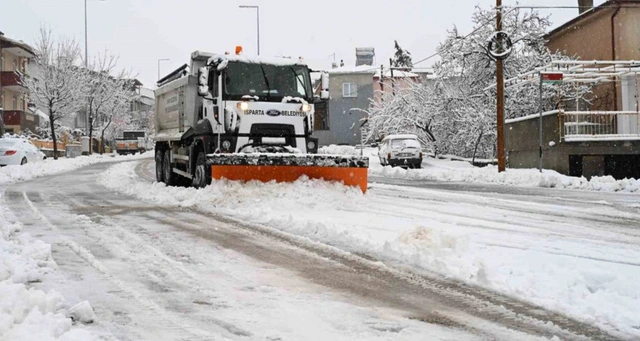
153 50 369 192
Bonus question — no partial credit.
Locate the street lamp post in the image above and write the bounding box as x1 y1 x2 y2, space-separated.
158 59 170 80
239 5 260 55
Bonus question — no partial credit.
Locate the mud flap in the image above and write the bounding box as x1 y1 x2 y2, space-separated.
208 154 369 193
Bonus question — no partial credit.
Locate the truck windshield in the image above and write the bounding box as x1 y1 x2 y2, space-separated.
224 62 312 101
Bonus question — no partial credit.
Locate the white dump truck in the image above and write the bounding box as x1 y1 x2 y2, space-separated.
153 50 369 191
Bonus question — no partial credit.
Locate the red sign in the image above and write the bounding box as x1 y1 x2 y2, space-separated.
542 73 563 83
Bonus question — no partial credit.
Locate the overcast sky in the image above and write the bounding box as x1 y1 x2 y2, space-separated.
2 0 605 87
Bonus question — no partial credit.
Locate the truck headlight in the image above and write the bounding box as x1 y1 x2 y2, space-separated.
307 140 316 150
222 140 232 150
236 101 249 111
301 103 312 112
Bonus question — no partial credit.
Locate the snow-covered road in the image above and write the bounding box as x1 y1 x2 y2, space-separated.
1 159 636 340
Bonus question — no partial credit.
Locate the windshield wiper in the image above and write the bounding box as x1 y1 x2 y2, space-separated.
259 64 271 100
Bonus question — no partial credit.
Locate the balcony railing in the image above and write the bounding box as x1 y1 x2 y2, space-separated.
0 71 26 89
561 111 640 141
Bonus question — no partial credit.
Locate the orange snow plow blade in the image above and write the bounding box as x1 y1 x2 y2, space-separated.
209 154 369 193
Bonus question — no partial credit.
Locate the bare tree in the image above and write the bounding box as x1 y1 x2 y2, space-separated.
23 28 87 159
85 53 119 154
99 75 136 154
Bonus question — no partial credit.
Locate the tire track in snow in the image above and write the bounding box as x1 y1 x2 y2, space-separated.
20 190 229 341
129 159 624 340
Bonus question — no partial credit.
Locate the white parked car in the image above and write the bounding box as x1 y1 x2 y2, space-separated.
0 138 46 166
377 134 423 168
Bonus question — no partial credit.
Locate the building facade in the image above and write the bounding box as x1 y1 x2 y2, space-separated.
0 32 37 135
504 0 640 179
546 0 640 111
314 65 375 146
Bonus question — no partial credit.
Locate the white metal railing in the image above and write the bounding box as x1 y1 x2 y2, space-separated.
562 111 640 141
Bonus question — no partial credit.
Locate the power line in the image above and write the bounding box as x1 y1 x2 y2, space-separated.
413 7 518 66
411 3 640 67
506 4 640 10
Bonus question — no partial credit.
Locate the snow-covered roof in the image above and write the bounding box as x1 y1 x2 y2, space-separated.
207 54 307 67
139 87 154 99
328 65 377 75
374 69 419 78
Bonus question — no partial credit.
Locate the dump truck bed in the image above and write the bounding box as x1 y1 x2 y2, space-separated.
154 75 199 142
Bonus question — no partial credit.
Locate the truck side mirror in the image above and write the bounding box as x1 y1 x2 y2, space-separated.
197 67 209 96
320 73 329 100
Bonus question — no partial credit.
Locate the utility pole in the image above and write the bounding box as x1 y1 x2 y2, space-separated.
496 0 506 172
389 58 396 96
380 64 385 94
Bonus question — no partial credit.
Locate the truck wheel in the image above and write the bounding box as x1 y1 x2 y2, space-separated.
163 150 175 186
193 152 211 188
155 150 164 182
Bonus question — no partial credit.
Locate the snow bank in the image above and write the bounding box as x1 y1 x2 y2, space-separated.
319 144 364 156
365 147 640 193
0 152 151 186
100 161 640 338
0 197 100 340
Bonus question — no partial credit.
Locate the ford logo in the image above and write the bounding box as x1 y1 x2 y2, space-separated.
266 109 281 117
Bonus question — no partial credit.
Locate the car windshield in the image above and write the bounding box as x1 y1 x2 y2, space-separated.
390 139 420 149
224 62 312 101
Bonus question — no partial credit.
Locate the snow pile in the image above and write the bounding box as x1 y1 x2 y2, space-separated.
101 161 640 338
319 144 362 156
0 198 100 340
369 152 640 193
0 152 151 186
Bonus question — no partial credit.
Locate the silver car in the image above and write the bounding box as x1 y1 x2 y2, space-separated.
377 134 423 168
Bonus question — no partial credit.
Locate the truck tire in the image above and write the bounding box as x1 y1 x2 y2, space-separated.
155 150 164 182
192 152 211 188
163 149 175 186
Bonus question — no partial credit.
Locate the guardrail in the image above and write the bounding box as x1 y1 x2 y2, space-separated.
561 111 640 141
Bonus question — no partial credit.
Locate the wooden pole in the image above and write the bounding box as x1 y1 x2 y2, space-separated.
496 0 506 172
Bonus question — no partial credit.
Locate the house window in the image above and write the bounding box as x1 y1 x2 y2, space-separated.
342 82 358 98
13 95 18 110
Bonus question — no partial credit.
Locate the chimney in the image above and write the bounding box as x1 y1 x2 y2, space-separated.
355 47 375 66
578 0 593 14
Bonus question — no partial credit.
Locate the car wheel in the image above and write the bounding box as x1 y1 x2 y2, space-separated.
20 157 27 165
192 152 210 188
163 150 174 186
415 163 422 169
155 149 164 183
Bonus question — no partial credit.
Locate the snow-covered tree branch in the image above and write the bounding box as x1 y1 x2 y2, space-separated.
366 6 592 161
22 27 87 159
